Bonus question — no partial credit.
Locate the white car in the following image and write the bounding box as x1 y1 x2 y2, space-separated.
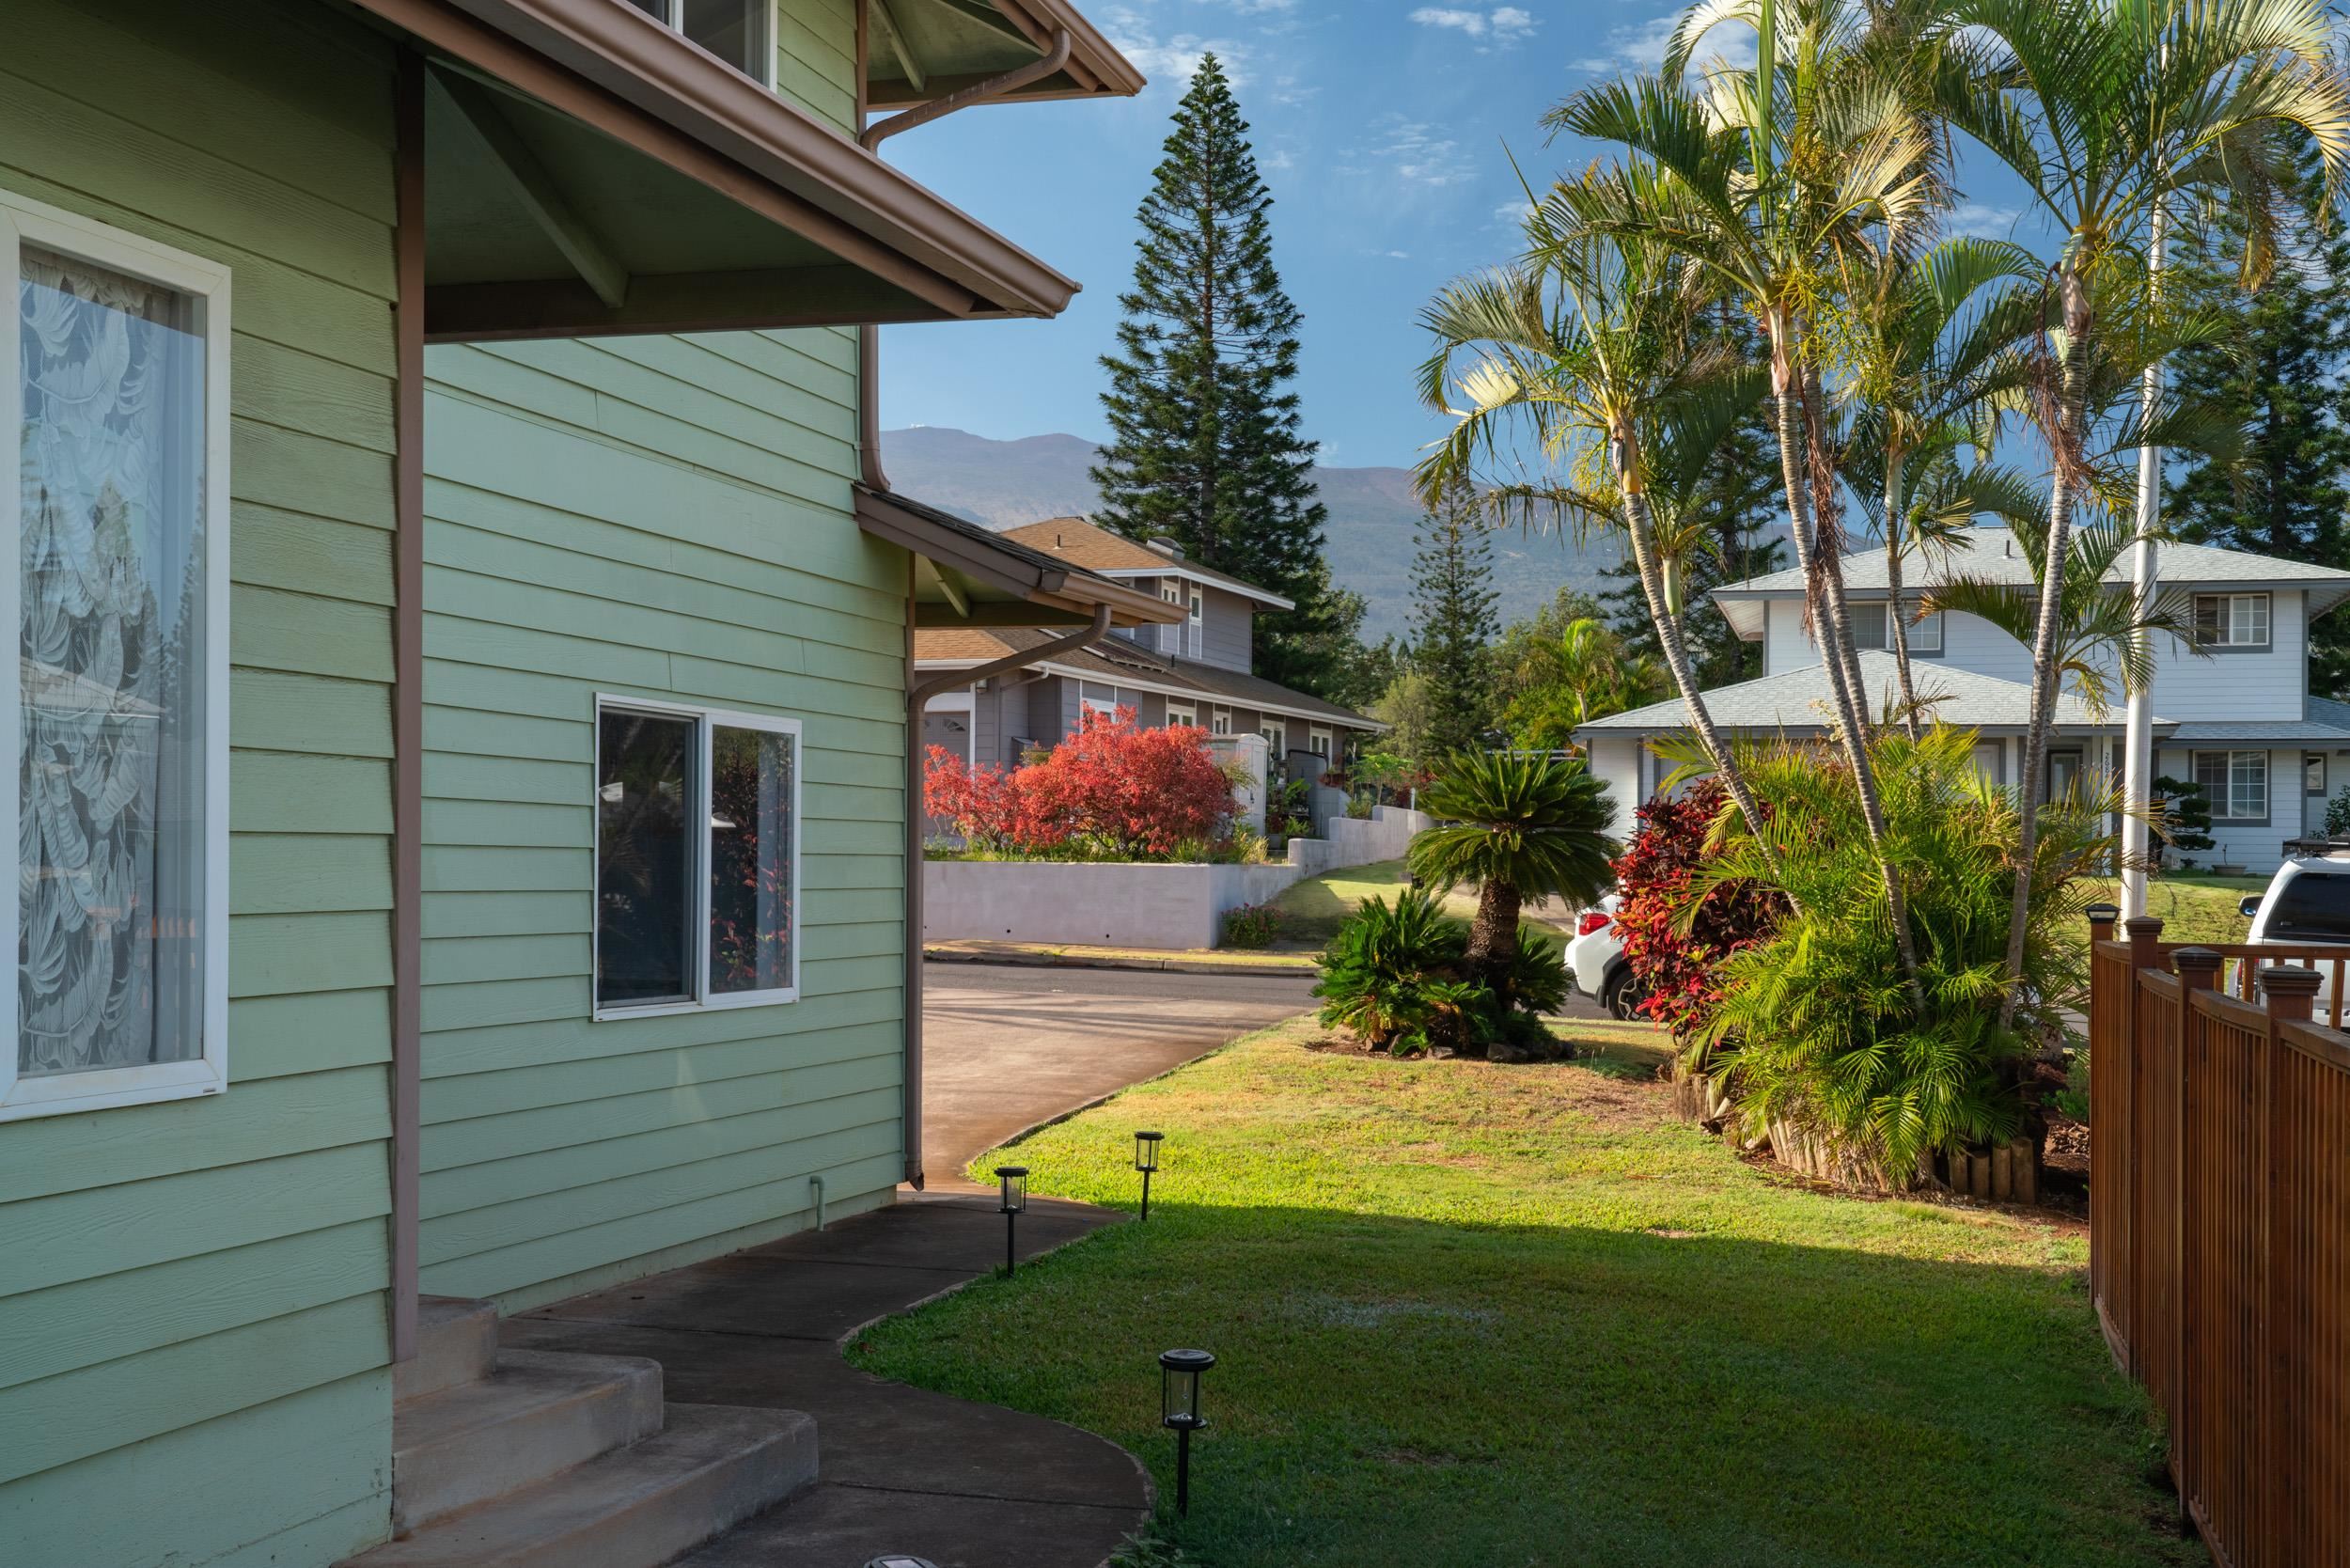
1566 895 1647 1019
2238 840 2350 1015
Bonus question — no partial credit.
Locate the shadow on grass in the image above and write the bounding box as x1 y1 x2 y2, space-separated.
852 1201 2188 1568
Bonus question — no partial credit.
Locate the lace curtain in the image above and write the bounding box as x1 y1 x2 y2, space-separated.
17 245 207 1077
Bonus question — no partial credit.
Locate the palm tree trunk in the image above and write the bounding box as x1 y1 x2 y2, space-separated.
1612 440 1788 886
1767 321 1927 1001
1465 876 1522 1004
1998 267 2094 1030
1883 447 1921 741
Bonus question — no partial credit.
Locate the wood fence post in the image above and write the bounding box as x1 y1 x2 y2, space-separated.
2119 917 2165 1379
2174 948 2222 992
2256 965 2318 1562
2257 964 2320 1022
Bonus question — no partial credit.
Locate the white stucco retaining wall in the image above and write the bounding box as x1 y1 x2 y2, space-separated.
925 807 1438 949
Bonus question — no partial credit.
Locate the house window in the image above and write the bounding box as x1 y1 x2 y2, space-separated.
595 699 800 1018
625 0 775 86
1 195 230 1123
1261 721 1286 754
2309 752 2328 796
1188 589 1203 659
1166 703 1198 729
1079 682 1121 720
2192 592 2271 649
1847 602 1942 652
1212 706 1231 736
1309 727 1332 760
2195 749 2269 823
1160 581 1185 656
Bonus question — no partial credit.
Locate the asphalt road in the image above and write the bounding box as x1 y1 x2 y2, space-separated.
917 961 1317 1189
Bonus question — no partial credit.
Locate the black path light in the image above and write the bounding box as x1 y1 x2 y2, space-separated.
864 1559 937 1568
1159 1347 1215 1515
995 1164 1027 1277
1134 1130 1164 1220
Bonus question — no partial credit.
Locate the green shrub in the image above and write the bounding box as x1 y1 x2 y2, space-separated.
1220 902 1285 949
1312 889 1561 1059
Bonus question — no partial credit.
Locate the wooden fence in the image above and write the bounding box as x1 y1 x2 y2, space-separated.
2087 911 2350 1566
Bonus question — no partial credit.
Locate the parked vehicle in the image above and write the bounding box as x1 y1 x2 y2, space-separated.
1566 896 1647 1020
2238 839 2350 1011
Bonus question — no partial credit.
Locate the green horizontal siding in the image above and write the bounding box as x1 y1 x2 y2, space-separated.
0 0 396 1561
775 0 859 131
420 314 908 1309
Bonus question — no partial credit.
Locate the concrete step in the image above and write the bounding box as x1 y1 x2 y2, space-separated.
339 1403 818 1568
393 1351 666 1532
397 1296 500 1403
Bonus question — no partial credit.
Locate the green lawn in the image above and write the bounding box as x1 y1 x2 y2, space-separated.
1267 857 1577 949
852 1017 2189 1568
2086 870 2266 948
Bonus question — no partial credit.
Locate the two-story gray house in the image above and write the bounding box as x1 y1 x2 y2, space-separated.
914 515 1382 780
1577 526 2350 872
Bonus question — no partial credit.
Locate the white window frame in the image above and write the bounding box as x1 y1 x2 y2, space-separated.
630 0 776 87
1261 721 1286 755
1166 703 1198 728
1211 706 1232 737
2194 748 2270 824
1309 727 1332 759
1079 682 1122 720
1848 601 1942 654
1188 588 1204 660
593 696 803 1021
0 194 232 1122
2192 591 2272 650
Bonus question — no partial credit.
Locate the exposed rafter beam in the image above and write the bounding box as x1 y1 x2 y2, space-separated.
869 0 927 91
434 69 631 309
916 554 969 618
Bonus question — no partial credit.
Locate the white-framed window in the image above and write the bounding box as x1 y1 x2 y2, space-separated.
1079 682 1122 720
2192 592 2271 649
1188 588 1203 659
1309 727 1332 760
2195 749 2269 823
1848 602 1942 653
1261 721 1286 754
1160 581 1185 656
1166 703 1198 729
625 0 776 86
1211 706 1231 737
2308 752 2328 797
595 698 801 1019
0 193 231 1123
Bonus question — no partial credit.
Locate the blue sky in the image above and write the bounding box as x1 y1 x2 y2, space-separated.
878 2 2044 472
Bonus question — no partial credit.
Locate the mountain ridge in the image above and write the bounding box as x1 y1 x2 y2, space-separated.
881 425 1623 639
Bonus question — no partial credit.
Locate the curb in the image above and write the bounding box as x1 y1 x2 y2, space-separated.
924 945 1318 979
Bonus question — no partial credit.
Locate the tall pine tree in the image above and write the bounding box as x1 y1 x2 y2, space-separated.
1091 55 1337 693
1408 476 1500 757
2165 132 2350 700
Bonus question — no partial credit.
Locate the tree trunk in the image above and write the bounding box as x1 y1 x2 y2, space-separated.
1767 319 1927 1002
1883 447 1920 740
1999 267 2094 1030
1465 876 1522 981
1613 433 1789 886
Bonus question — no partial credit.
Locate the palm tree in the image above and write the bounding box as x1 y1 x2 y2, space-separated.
1935 0 2350 1019
1407 749 1618 991
1416 227 1787 876
1553 0 1945 996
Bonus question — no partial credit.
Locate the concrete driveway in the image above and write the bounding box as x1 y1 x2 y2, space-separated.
918 961 1316 1189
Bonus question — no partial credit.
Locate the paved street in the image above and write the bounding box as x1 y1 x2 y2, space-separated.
918 961 1317 1188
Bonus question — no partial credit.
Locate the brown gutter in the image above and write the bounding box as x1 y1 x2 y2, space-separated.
902 603 1114 1187
346 0 1079 319
855 29 1074 492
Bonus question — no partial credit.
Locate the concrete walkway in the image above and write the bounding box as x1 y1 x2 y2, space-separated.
921 961 1316 1190
505 1193 1146 1568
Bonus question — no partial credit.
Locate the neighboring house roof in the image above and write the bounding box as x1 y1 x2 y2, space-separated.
2167 696 2350 746
913 627 1382 729
1575 651 2165 737
1708 525 2350 638
999 517 1296 609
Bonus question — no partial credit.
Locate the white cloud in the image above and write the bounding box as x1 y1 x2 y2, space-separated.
1262 148 1298 172
1945 201 2022 239
1569 11 1753 74
1410 7 1538 47
1102 11 1248 89
1197 0 1298 10
1494 198 1536 226
1362 115 1475 187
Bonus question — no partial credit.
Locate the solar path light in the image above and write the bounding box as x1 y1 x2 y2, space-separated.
1134 1130 1164 1220
995 1165 1027 1277
1159 1348 1215 1515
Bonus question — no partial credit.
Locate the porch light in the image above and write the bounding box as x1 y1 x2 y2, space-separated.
1135 1130 1164 1221
996 1165 1027 1277
1159 1348 1215 1515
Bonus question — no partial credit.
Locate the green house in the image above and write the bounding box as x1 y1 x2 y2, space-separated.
0 2 1170 1562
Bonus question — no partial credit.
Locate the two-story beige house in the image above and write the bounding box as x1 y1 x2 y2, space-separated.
913 515 1382 783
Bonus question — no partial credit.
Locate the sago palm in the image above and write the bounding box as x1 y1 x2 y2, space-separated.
1407 750 1618 991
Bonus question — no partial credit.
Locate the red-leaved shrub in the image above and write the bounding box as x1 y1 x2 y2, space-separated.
1610 777 1784 1040
925 706 1236 860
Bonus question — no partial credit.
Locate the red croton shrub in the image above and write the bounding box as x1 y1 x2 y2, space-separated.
1610 776 1784 1039
924 706 1235 859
